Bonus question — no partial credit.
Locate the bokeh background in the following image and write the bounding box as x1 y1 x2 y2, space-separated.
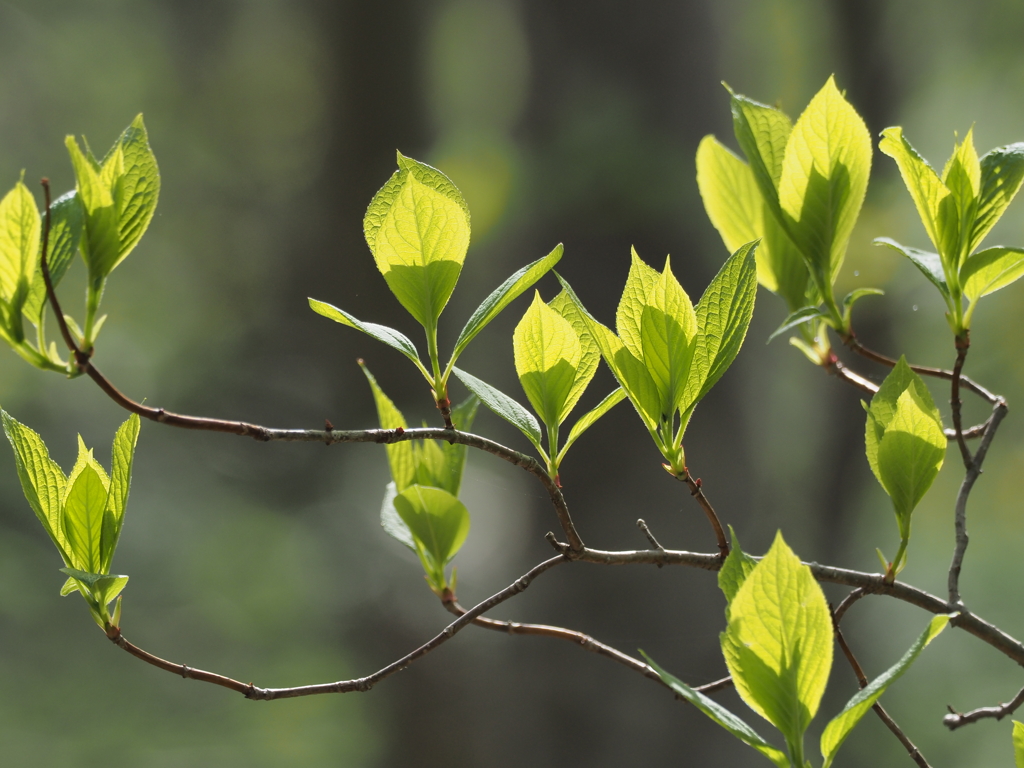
1 1 1024 765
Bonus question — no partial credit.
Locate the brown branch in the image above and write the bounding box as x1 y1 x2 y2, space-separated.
676 470 729 558
105 554 567 700
944 684 1024 730
440 598 732 696
843 333 998 404
950 335 973 468
831 605 931 767
948 398 1008 606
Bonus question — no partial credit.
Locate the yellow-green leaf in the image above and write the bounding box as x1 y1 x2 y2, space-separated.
100 414 140 573
942 128 981 268
641 260 697 419
1014 720 1024 768
971 143 1024 252
729 89 792 221
549 289 600 422
62 463 108 574
0 180 40 314
360 362 416 492
616 248 661 362
513 292 582 429
961 246 1024 303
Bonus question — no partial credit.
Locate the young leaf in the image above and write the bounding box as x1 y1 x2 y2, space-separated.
767 306 825 343
309 299 426 374
363 153 470 328
393 484 470 573
641 260 698 419
23 191 85 324
452 366 543 448
360 361 416 492
616 248 662 361
777 77 872 292
942 129 981 266
685 240 758 411
555 388 626 465
718 526 757 605
644 653 790 768
1014 720 1024 768
449 244 563 364
440 394 478 496
513 291 582 429
841 287 885 328
729 89 792 223
110 115 160 275
59 567 129 610
380 481 416 551
62 462 108 574
820 614 952 768
100 414 140 572
0 179 41 323
548 289 601 422
721 531 833 758
971 143 1024 252
960 246 1024 302
1 409 70 561
874 238 950 301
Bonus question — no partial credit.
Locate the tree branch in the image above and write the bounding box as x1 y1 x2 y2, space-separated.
676 470 729 558
943 684 1024 730
950 336 973 468
948 398 1009 606
105 554 567 700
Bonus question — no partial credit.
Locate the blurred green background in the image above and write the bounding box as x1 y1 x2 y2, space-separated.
1 0 1024 765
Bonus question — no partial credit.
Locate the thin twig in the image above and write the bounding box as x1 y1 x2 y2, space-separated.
843 333 998 404
39 179 79 358
831 606 931 767
106 554 567 700
948 398 1009 606
950 336 973 468
636 519 665 564
441 598 732 695
676 471 729 558
943 684 1024 730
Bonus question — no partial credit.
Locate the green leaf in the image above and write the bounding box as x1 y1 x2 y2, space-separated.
363 153 470 328
393 484 470 577
513 291 582 429
722 531 833 759
359 362 416 492
941 129 981 267
841 287 885 328
23 190 85 324
616 248 662 361
767 306 824 343
379 481 416 551
100 414 140 573
684 241 758 413
449 244 563 364
452 366 542 448
555 388 626 465
878 127 961 276
777 77 872 292
440 394 478 496
820 614 952 768
1 409 70 562
971 143 1024 252
961 246 1024 302
108 115 160 275
877 388 947 533
309 298 426 373
0 179 41 323
59 567 129 609
729 88 793 223
718 526 757 605
1014 720 1024 768
549 289 601 422
644 653 790 768
61 462 108 574
641 260 698 419
874 238 950 301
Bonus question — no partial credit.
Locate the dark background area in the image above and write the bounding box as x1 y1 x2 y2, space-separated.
2 1 1024 765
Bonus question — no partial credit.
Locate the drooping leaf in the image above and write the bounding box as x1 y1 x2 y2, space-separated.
452 366 542 448
718 525 757 605
767 306 824 343
0 179 41 320
684 240 758 411
971 143 1024 252
556 388 626 465
360 362 416 492
960 246 1024 302
1 409 70 561
820 614 952 768
777 77 872 290
721 531 833 754
363 153 470 328
874 238 950 301
393 484 470 573
513 291 582 429
644 653 790 768
380 481 416 550
450 244 563 364
841 287 885 328
309 298 425 372
23 191 85 323
100 414 140 572
62 462 108 574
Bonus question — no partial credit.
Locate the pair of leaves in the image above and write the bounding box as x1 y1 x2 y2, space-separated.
878 130 1024 330
703 78 871 330
651 532 951 767
362 363 476 592
66 115 160 285
2 410 140 627
555 241 757 471
864 358 946 542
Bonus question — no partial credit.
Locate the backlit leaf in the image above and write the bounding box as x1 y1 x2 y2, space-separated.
513 291 582 428
874 238 950 301
360 362 416 492
309 298 425 371
971 143 1024 252
0 179 40 316
62 463 108 574
718 526 757 605
556 388 626 465
961 246 1024 302
452 366 542 448
393 484 470 571
100 414 140 573
23 191 85 323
